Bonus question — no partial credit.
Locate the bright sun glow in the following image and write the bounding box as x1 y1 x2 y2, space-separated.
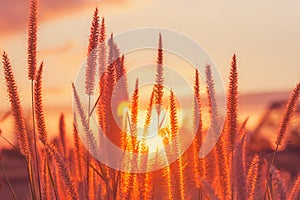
122 108 182 153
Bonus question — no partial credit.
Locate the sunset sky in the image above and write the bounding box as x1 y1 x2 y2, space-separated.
0 0 299 137
1 3 300 198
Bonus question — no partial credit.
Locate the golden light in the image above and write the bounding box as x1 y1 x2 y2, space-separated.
122 107 184 154
120 84 183 155
117 101 129 117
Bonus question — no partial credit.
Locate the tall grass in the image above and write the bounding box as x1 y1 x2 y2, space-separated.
1 5 300 200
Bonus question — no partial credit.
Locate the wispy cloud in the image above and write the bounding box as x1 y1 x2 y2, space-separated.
40 41 76 56
0 0 128 36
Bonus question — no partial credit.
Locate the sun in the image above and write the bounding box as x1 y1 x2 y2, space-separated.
120 100 184 154
124 108 173 153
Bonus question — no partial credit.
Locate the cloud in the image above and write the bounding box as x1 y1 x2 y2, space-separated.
39 41 76 56
0 0 127 36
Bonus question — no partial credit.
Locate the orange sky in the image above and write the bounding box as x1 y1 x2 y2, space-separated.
0 0 299 140
1 0 299 102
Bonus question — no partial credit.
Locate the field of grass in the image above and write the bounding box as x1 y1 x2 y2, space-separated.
0 1 299 199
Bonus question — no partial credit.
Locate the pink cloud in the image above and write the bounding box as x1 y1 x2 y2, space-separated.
39 41 76 56
0 0 127 36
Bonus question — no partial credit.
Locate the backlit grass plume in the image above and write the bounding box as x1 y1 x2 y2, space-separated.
288 173 300 200
27 1 42 197
115 55 129 102
143 88 155 136
97 17 106 129
169 90 186 199
270 166 286 200
226 54 238 153
205 65 222 140
163 164 174 199
102 34 116 137
46 143 78 200
205 65 231 199
72 121 83 182
247 155 260 200
27 0 38 80
2 52 30 158
34 62 48 144
59 113 67 156
169 90 178 137
130 78 139 151
276 81 300 148
2 4 300 200
107 34 119 66
192 69 205 188
233 131 248 199
265 81 300 198
72 83 99 156
226 54 239 199
86 8 99 96
98 17 106 77
155 33 164 117
41 158 50 200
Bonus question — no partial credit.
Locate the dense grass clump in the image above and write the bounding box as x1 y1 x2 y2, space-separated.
0 1 300 199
